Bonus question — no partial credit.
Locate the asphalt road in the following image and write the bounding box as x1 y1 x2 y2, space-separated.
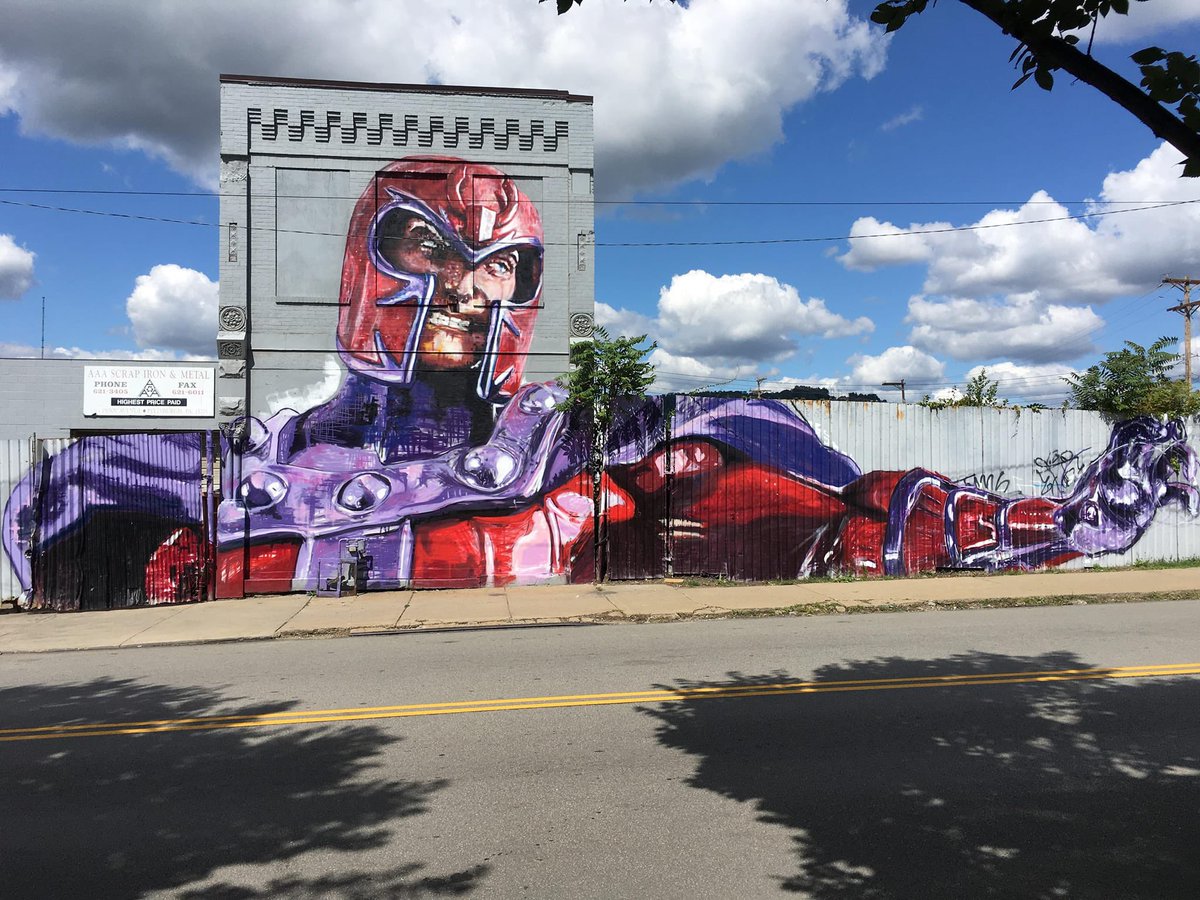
2 600 1199 899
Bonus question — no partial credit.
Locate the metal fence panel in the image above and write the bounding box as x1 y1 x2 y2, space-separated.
19 434 208 611
1 438 36 603
604 398 1200 581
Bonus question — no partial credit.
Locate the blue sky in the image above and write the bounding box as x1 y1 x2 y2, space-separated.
1 0 1198 403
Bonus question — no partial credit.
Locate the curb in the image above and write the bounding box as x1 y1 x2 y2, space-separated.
2 588 1198 655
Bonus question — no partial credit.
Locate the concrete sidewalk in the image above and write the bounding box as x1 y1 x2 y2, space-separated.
1 566 1197 654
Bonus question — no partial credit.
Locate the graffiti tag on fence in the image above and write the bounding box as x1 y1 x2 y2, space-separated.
1034 448 1090 496
959 470 1013 495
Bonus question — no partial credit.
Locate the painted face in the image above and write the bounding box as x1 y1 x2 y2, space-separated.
375 209 521 369
337 158 544 401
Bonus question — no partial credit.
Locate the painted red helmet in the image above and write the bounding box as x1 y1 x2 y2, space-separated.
337 157 543 401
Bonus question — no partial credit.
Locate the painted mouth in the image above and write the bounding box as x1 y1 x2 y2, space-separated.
427 311 472 332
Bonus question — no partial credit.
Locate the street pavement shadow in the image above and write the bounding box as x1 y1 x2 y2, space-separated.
644 651 1200 899
0 677 486 898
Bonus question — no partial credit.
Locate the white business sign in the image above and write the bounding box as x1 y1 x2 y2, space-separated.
84 366 216 418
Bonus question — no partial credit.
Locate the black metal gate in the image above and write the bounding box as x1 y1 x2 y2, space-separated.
28 431 217 611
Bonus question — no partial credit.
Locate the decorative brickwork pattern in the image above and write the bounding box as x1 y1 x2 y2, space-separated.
248 108 569 153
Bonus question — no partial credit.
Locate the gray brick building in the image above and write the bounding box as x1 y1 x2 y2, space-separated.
216 74 595 428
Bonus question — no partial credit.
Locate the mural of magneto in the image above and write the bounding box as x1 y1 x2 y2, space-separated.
218 157 596 594
3 156 1199 606
601 400 1199 581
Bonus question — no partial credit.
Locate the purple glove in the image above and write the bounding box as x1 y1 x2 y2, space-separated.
1056 417 1199 556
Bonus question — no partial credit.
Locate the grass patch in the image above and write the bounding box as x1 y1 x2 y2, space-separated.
1129 557 1200 570
642 558 1200 591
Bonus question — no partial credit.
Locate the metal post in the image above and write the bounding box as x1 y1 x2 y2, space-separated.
1164 276 1199 390
882 380 906 403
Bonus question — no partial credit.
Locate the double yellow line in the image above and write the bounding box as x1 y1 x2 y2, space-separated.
2 662 1198 743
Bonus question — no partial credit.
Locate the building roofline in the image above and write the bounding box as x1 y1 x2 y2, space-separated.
219 73 592 104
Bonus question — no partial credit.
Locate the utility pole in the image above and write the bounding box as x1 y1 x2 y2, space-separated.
882 379 906 403
754 376 766 399
1164 276 1200 390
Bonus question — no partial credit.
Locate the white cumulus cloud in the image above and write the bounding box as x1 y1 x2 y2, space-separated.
599 269 873 389
959 361 1078 404
838 144 1200 366
906 294 1103 363
1087 0 1200 44
839 216 940 271
0 341 209 361
125 264 218 356
841 345 945 398
0 234 35 299
840 149 1200 301
595 301 655 340
645 347 758 394
0 0 888 196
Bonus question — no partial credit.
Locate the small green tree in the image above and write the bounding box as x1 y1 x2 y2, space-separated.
961 369 1002 406
560 326 657 440
559 326 657 579
1065 336 1200 418
921 369 1009 409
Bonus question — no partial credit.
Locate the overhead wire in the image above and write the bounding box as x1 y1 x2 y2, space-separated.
1 196 1197 247
4 184 1192 388
0 186 1190 205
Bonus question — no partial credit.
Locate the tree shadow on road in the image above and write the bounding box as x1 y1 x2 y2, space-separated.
0 677 485 898
644 651 1200 899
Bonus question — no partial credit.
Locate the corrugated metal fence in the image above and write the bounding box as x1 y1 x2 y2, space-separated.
0 436 36 603
2 403 1198 606
1 433 216 610
602 398 1200 580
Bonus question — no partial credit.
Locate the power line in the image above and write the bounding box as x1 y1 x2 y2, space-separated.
1 186 1193 206
12 287 1172 389
600 201 1197 246
2 196 1196 248
0 352 1100 397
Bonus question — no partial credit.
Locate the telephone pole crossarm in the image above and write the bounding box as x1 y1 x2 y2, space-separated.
1163 276 1200 390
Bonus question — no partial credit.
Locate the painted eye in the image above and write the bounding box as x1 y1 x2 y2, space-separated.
483 252 518 277
405 226 447 260
375 210 454 274
1081 500 1099 525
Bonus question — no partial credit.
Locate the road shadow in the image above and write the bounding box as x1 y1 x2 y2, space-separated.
0 677 486 898
644 651 1200 899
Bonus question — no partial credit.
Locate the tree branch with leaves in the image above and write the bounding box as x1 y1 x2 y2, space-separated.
1065 336 1200 418
872 0 1200 174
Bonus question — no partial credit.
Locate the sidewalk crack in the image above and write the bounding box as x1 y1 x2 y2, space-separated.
275 596 313 636
393 592 413 627
118 606 189 647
